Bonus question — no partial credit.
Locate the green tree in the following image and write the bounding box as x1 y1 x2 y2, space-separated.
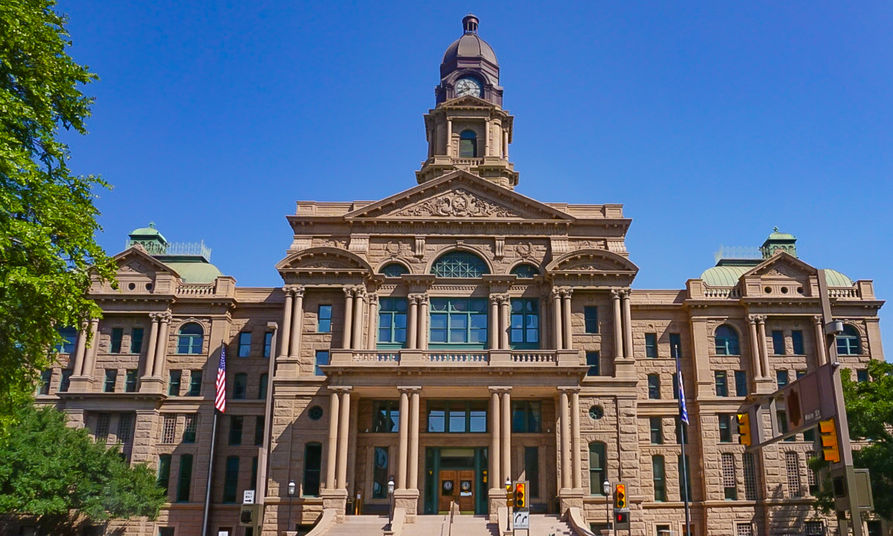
0 404 165 533
0 0 114 419
810 359 893 520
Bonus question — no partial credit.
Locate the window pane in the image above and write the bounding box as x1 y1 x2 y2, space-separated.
448 409 466 432
469 410 487 433
428 410 445 432
792 330 804 354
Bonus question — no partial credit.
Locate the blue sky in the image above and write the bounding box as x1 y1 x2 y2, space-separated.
61 1 892 352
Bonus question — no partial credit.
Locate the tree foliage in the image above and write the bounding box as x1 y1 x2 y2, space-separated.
810 359 893 520
0 404 165 533
0 0 115 419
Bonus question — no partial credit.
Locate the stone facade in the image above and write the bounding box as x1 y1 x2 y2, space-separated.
32 14 888 536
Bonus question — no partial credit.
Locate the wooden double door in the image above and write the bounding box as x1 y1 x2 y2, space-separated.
438 469 475 513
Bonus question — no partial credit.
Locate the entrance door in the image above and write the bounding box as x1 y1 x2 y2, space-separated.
438 470 475 513
456 469 475 512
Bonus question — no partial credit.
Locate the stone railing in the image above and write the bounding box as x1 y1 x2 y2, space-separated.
511 351 558 364
453 157 485 166
329 349 577 368
177 283 216 296
703 287 741 299
427 352 488 363
351 350 400 363
828 287 861 299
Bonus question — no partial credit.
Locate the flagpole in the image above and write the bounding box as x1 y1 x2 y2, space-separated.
202 345 228 536
201 410 219 536
675 346 691 536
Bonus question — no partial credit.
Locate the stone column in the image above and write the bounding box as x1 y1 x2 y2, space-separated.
814 315 828 366
279 288 293 359
748 316 763 380
326 391 340 490
500 295 511 350
407 295 419 350
397 389 410 488
489 388 501 488
612 290 623 359
143 315 159 377
562 289 573 351
418 294 429 351
552 289 563 350
81 318 100 379
446 119 452 156
151 313 171 380
72 323 88 376
408 389 420 489
367 294 379 349
289 287 304 357
756 316 770 378
501 389 512 483
621 290 633 358
571 390 582 489
337 389 351 489
559 389 571 489
352 289 365 352
342 288 354 349
489 296 500 350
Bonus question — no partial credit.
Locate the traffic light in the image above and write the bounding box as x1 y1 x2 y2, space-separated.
736 412 752 447
819 418 840 463
614 483 626 509
514 482 526 509
615 510 630 530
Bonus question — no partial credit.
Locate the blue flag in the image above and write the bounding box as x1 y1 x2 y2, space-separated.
676 356 689 425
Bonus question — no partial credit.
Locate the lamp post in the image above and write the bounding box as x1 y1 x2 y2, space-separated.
602 480 611 536
505 477 512 531
286 480 296 534
387 475 395 530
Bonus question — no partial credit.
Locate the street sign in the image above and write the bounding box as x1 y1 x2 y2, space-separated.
242 489 255 505
780 363 837 433
513 510 530 529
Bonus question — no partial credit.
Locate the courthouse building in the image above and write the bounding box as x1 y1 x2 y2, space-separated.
37 14 885 536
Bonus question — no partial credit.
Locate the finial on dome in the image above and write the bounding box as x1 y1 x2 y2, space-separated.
462 14 479 34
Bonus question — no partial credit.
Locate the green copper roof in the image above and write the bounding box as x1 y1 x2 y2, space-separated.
766 227 795 241
824 269 853 287
129 222 167 242
163 261 222 284
700 265 853 287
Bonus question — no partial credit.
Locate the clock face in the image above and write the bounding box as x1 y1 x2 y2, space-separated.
455 77 482 97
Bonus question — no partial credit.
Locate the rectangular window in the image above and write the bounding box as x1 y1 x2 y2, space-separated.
187 370 202 396
177 454 193 502
721 453 737 500
588 442 606 495
805 522 824 536
771 330 785 355
229 416 243 445
162 414 176 443
669 333 682 358
737 524 753 536
743 452 758 500
303 443 322 497
117 413 134 445
183 414 197 443
785 451 802 497
263 331 273 358
672 373 679 399
238 332 252 357
776 369 789 389
427 401 487 433
315 350 329 376
525 447 540 498
792 330 804 354
645 333 657 358
254 416 264 446
372 446 389 499
56 327 77 354
719 414 732 443
125 369 138 392
796 369 806 379
652 455 666 502
130 327 144 353
510 298 540 348
648 374 660 399
657 526 671 536
804 426 815 442
429 298 488 347
250 456 258 492
372 401 400 433
678 454 691 502
378 298 408 347
111 327 124 353
223 456 239 503
258 373 268 400
38 370 52 395
95 413 110 441
807 463 818 496
586 351 600 376
649 417 663 444
104 369 117 392
511 401 542 433
233 373 247 399
734 370 748 397
168 370 181 396
317 305 332 333
676 420 687 444
157 454 172 494
777 410 795 441
857 369 869 382
714 370 728 397
584 306 598 334
59 369 73 393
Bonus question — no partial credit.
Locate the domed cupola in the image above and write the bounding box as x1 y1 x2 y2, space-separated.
436 14 503 106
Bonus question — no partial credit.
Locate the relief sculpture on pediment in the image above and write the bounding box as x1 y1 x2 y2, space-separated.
394 189 517 218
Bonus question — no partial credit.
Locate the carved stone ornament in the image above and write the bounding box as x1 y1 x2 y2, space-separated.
394 189 517 218
385 240 402 256
516 242 532 258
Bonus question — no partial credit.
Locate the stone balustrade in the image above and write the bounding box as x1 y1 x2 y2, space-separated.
329 349 581 368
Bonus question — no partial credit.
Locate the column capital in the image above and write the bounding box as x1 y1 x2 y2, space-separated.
561 287 573 298
488 386 512 394
550 287 563 299
155 311 172 323
748 315 758 325
557 386 581 394
89 316 101 326
343 287 355 298
329 386 353 393
755 314 766 324
610 288 623 299
813 315 824 324
368 293 379 305
354 286 367 298
397 385 422 394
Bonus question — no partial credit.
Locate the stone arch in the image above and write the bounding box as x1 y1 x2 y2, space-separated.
426 246 493 277
275 247 373 273
545 249 639 274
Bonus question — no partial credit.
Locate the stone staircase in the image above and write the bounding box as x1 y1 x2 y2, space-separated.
528 514 575 536
321 515 390 536
317 513 572 536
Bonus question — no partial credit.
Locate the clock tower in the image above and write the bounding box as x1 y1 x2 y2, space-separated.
416 15 519 188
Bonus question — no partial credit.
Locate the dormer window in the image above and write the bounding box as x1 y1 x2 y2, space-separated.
459 130 477 158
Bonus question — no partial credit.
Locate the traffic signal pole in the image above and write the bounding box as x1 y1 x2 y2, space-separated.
819 269 864 536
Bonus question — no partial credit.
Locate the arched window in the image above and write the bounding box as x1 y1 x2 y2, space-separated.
836 324 862 355
714 325 740 355
431 251 489 278
56 327 77 354
177 323 203 354
459 130 477 158
588 442 607 495
303 442 322 496
510 264 539 279
380 263 409 278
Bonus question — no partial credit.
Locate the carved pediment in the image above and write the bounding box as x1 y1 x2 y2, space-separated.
743 252 816 281
546 249 639 274
393 188 518 218
276 247 372 273
113 247 178 278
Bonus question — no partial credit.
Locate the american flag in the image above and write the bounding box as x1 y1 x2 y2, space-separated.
215 346 227 413
675 351 689 425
